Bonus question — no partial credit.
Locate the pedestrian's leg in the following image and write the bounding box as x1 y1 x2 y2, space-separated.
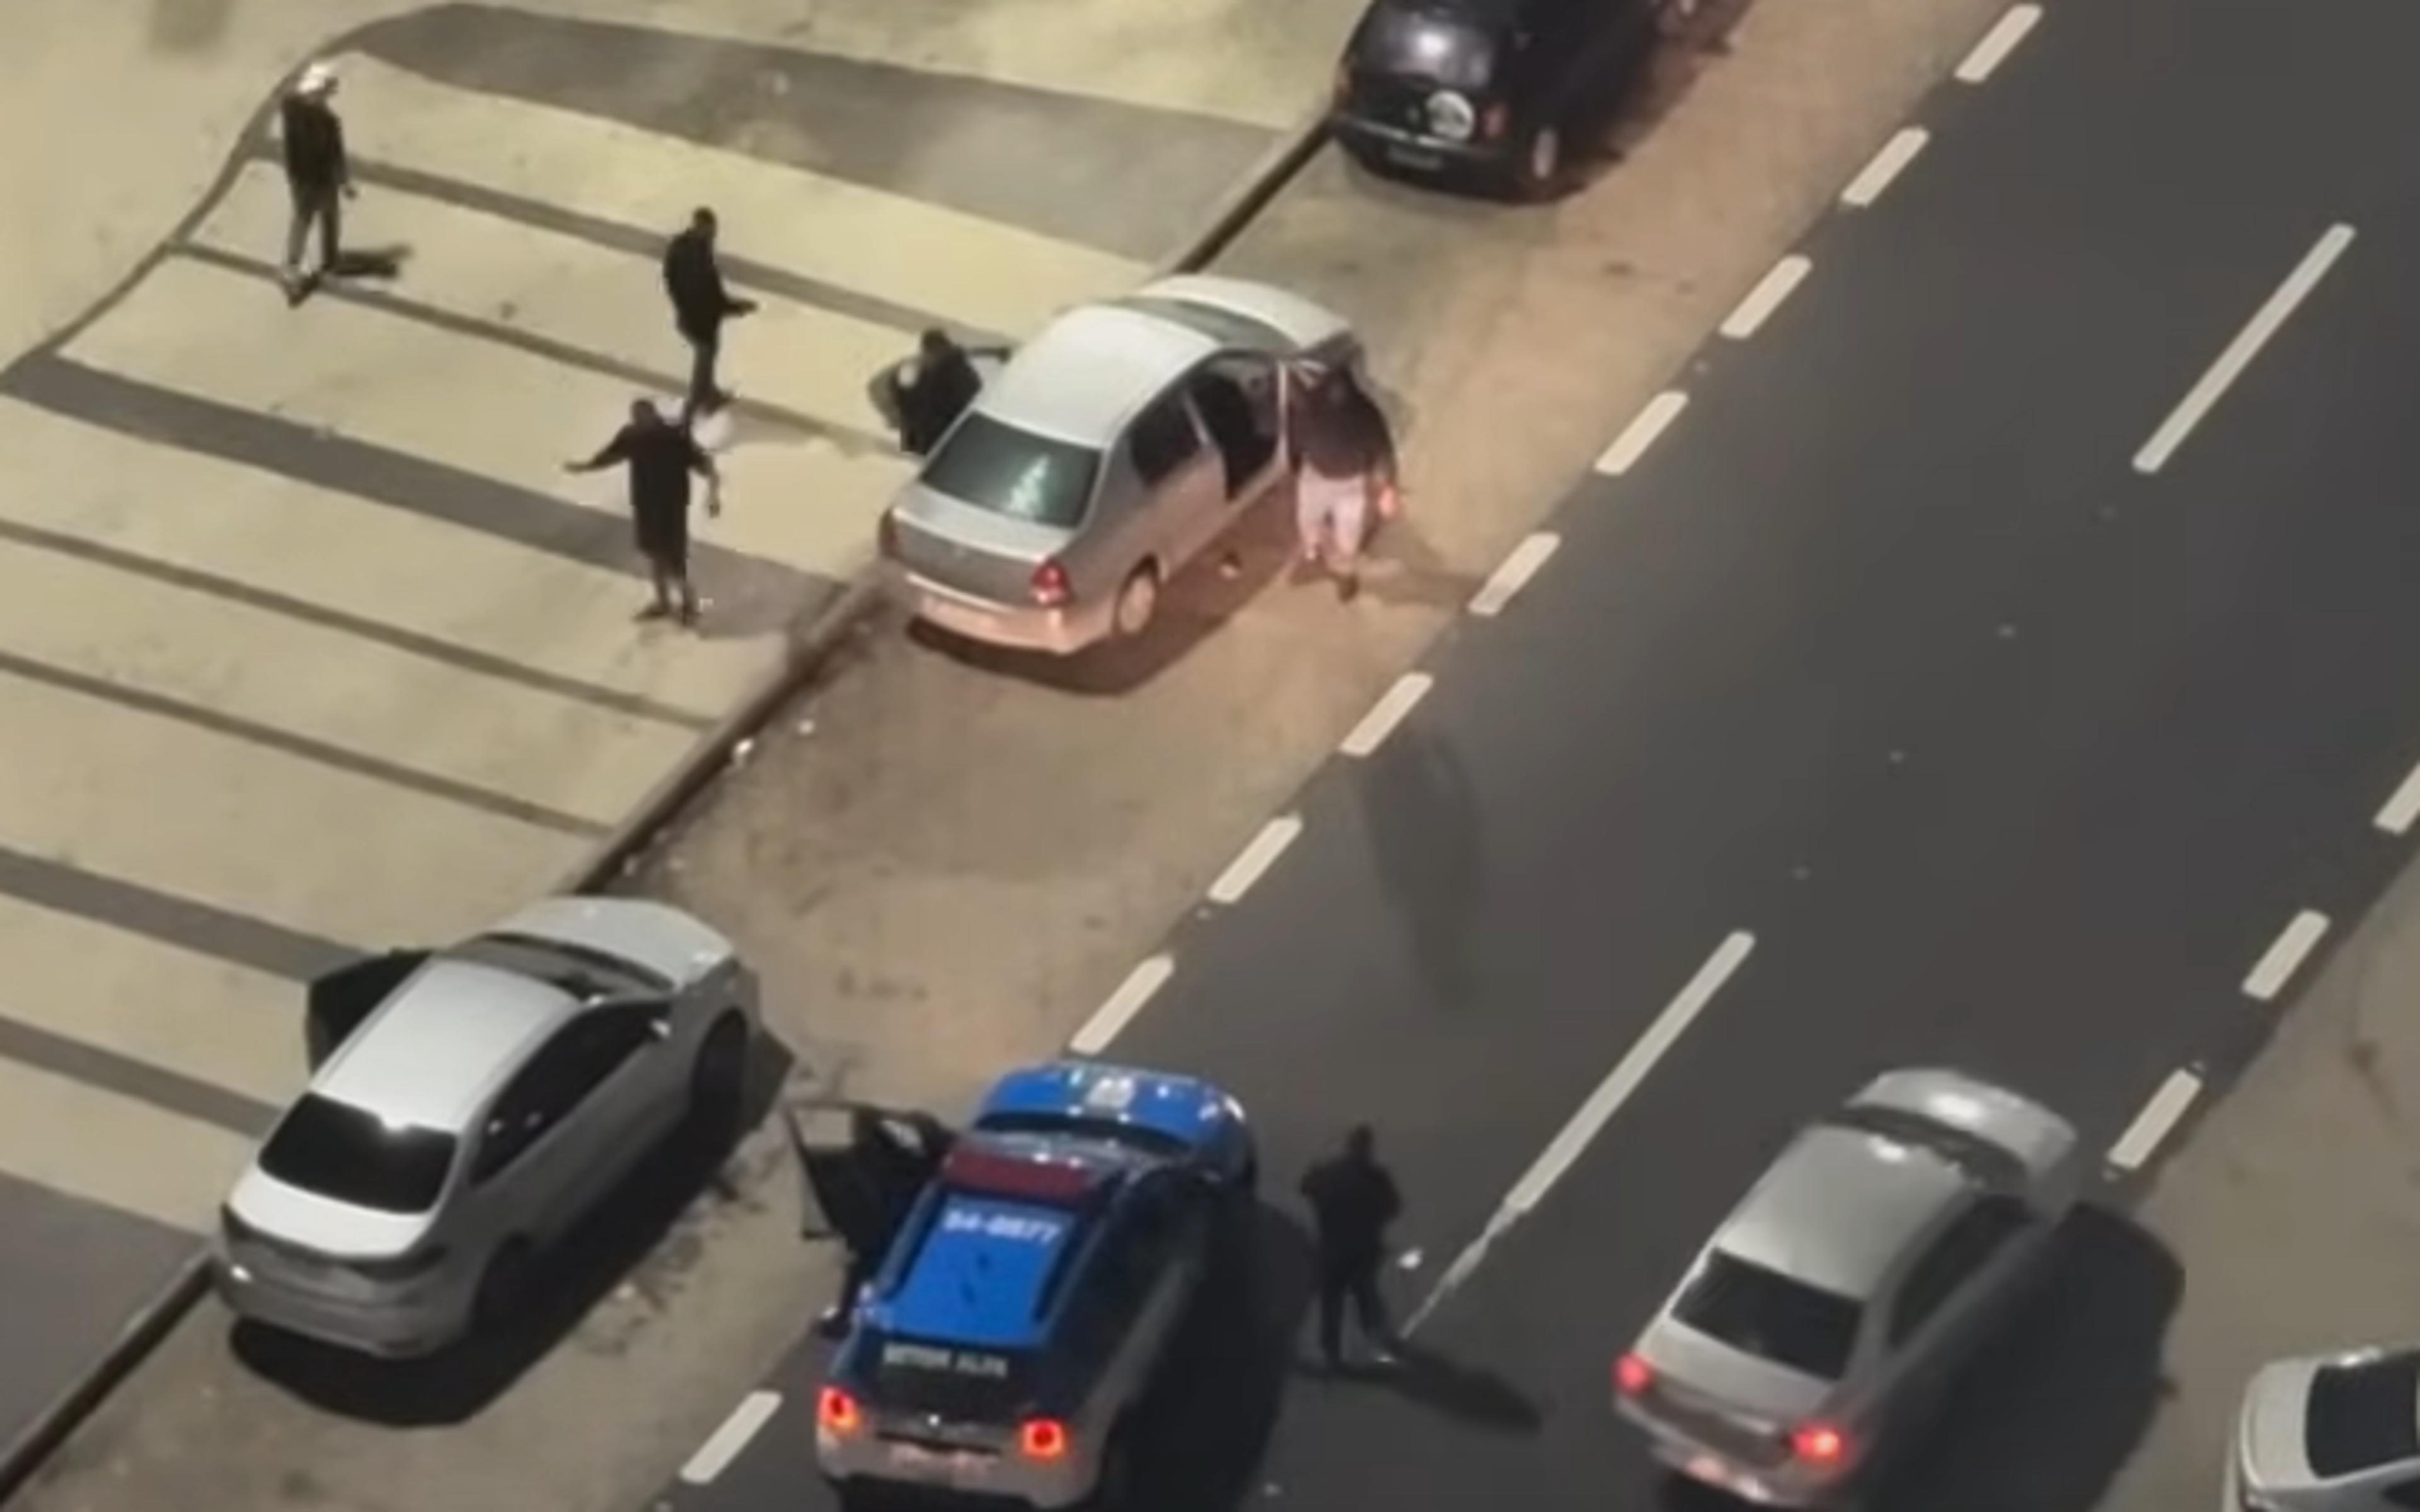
698 325 726 410
675 563 700 626
318 190 343 277
638 559 674 619
281 188 312 294
1350 1261 1397 1360
1314 1269 1347 1368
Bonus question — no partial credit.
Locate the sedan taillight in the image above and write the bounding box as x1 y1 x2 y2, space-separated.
1030 558 1071 608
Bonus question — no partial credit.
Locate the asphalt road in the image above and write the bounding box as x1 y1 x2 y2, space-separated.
660 0 2420 1506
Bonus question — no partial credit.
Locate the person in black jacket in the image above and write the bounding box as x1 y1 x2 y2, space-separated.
563 399 721 626
278 62 355 304
1299 1124 1405 1368
887 329 984 456
661 208 757 421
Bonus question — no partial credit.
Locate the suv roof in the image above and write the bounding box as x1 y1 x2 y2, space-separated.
312 958 573 1133
1714 1125 1971 1299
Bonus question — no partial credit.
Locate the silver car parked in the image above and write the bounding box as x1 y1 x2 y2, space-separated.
878 274 1359 654
2228 1344 2420 1509
216 897 758 1358
1615 1068 2083 1507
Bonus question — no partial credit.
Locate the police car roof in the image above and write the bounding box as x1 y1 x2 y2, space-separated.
976 1060 1232 1158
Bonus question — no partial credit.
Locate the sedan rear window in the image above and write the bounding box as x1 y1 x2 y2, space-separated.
258 1094 457 1215
1353 7 1498 89
1676 1251 1863 1380
2308 1354 2420 1475
920 413 1100 527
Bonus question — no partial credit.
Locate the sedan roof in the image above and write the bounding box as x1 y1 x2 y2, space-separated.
311 958 573 1133
1714 1125 1971 1300
976 303 1218 447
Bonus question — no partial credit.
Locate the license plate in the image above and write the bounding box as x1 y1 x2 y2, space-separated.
920 594 1003 640
1386 145 1444 169
889 1443 982 1487
1684 1453 1745 1493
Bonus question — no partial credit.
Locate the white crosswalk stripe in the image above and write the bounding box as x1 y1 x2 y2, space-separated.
0 37 1180 1234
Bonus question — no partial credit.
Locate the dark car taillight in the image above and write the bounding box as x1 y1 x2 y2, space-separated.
1480 101 1511 140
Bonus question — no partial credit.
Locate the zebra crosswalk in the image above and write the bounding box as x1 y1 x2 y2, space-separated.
0 18 1276 1268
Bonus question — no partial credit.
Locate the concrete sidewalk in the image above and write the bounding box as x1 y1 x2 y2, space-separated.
0 0 1351 1461
2094 844 2420 1509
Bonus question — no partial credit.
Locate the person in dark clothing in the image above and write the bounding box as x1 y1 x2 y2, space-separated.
278 62 355 304
887 328 984 456
817 1108 952 1337
1299 1124 1405 1368
563 399 720 625
661 208 758 421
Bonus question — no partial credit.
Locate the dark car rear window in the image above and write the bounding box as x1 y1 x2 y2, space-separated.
258 1094 457 1215
868 1333 1037 1421
1676 1251 1863 1380
1353 6 1499 89
2307 1354 2420 1475
920 413 1100 528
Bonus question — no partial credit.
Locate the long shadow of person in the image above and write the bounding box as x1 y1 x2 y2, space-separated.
1357 721 1486 1008
1349 1338 1547 1435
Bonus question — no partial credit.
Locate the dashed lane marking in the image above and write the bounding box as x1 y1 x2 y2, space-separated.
1719 255 1812 341
1069 954 1175 1056
1955 4 2043 84
2107 1068 2202 1172
1595 391 1689 476
1207 815 1304 905
1340 673 1433 759
2375 758 2420 835
680 1390 783 1486
1841 127 1930 209
2243 909 2331 1002
1468 532 1561 617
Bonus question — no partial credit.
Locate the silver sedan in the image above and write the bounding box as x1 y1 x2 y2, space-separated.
2228 1344 2420 1509
877 274 1359 654
1615 1068 2083 1507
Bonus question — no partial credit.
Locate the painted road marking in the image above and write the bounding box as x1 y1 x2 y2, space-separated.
1719 256 1813 341
1069 954 1175 1055
1408 931 1756 1332
2244 909 2331 1002
1340 673 1433 759
1468 532 1562 617
1841 127 1930 209
1596 391 1690 476
2135 224 2355 476
2107 1068 2202 1172
2375 759 2420 835
1207 815 1304 905
680 1390 783 1485
1955 4 2043 83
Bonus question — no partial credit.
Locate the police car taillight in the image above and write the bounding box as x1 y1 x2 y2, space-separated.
1790 1421 1847 1466
817 1385 862 1435
1018 1417 1069 1460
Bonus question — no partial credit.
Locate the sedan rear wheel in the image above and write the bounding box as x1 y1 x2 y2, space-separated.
1112 564 1160 639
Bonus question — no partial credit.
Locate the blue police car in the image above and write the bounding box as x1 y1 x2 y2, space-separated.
814 1059 1255 1509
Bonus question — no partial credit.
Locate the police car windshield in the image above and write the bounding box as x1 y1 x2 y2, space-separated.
870 1333 1034 1422
974 1113 1190 1162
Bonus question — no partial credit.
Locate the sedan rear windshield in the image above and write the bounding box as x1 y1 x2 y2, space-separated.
258 1094 457 1215
920 413 1100 528
1354 7 1498 89
1676 1251 1863 1380
869 1334 1036 1421
2307 1354 2420 1475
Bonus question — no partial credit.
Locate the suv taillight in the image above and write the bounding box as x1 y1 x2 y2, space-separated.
1030 558 1071 608
1480 101 1510 140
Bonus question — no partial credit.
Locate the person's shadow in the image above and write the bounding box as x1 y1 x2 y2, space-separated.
1357 721 1487 1008
1332 1338 1547 1435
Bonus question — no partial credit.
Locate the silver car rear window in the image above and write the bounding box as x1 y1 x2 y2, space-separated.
1676 1251 1862 1380
259 1094 457 1215
2307 1354 2420 1475
921 413 1101 528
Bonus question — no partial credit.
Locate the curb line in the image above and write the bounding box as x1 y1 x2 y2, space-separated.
0 92 1334 1508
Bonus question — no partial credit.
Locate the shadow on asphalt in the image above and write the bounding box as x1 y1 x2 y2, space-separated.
908 488 1300 696
230 1031 795 1424
1657 1202 2182 1512
1325 1339 1548 1435
1577 0 1763 180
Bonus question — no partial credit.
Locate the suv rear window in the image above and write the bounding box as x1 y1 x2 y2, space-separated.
258 1094 456 1215
2308 1354 2420 1475
1353 6 1498 89
870 1333 1036 1421
920 413 1100 527
1676 1251 1862 1380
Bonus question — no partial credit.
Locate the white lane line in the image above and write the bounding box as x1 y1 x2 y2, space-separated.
2375 759 2420 835
1841 127 1930 209
1407 931 1756 1334
1340 673 1433 759
1207 815 1305 905
2243 909 2331 1002
1069 954 1175 1055
1719 255 1813 341
1955 4 2043 83
1468 532 1562 617
2106 1068 2203 1172
1596 391 1690 476
680 1390 783 1486
2134 224 2356 475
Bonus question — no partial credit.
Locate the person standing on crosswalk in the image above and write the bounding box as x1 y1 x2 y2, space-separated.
661 208 757 423
564 399 722 627
278 62 356 305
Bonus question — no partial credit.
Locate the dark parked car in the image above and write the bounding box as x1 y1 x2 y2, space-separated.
1330 0 1668 196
